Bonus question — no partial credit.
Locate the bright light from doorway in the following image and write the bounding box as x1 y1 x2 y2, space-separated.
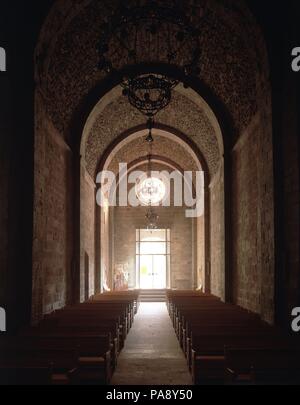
136 229 170 289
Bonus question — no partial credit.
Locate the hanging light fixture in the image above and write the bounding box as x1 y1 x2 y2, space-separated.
145 208 159 230
135 122 166 229
97 1 206 228
121 74 178 119
97 1 205 120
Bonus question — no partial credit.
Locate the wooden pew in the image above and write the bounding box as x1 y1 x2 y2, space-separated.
225 347 300 385
191 334 289 385
0 346 78 385
0 291 140 385
167 290 300 385
0 366 52 386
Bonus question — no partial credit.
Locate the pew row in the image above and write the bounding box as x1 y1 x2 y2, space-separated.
167 290 300 385
0 290 140 385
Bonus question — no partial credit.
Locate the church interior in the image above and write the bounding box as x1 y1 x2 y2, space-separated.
0 0 299 386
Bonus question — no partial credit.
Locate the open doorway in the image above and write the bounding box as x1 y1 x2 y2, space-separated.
136 229 170 289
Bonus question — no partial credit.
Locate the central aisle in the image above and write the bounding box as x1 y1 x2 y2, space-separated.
111 302 193 385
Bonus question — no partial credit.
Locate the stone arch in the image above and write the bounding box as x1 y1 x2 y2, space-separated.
78 83 223 295
32 0 274 323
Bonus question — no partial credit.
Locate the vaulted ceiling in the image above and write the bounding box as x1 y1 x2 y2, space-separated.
36 0 267 138
34 0 270 187
84 89 220 178
106 133 199 176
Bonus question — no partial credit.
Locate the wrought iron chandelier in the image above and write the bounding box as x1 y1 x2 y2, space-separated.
145 208 159 230
121 74 178 118
97 0 205 119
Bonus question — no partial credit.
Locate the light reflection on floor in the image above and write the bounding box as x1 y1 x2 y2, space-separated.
111 303 193 385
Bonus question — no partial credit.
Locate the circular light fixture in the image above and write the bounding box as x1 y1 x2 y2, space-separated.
136 176 166 206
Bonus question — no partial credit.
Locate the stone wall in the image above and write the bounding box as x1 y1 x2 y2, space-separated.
281 66 300 321
80 165 96 301
32 95 73 322
0 99 9 308
196 214 205 291
209 163 225 299
231 120 261 315
101 201 110 290
231 111 275 323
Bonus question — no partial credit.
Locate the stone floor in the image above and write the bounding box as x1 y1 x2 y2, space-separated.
111 302 193 385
